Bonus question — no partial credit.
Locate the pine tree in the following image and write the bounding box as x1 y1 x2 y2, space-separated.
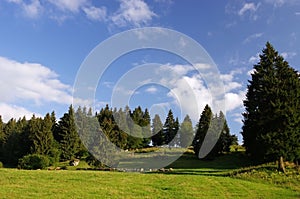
178 115 194 148
193 105 212 158
242 42 300 172
151 114 164 146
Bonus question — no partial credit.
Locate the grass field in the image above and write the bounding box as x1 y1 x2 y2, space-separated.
0 151 299 198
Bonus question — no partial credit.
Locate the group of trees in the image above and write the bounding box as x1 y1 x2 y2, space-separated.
242 42 300 172
0 107 83 166
0 102 237 168
193 105 237 159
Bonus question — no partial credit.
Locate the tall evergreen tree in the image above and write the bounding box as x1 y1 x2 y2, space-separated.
242 42 300 172
193 105 212 158
29 114 56 158
151 114 164 146
164 110 177 146
57 105 81 160
97 105 127 149
178 115 194 148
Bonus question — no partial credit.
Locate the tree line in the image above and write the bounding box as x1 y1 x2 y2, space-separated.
0 104 237 168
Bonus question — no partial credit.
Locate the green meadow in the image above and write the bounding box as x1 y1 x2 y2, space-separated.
0 151 299 199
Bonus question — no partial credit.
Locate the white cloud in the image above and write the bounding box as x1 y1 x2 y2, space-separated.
280 52 297 60
225 91 245 112
0 103 40 122
238 3 260 16
145 86 158 94
0 56 72 105
243 33 263 44
6 0 43 18
47 0 88 12
238 2 261 20
157 65 244 121
249 53 260 64
83 6 107 21
111 0 156 27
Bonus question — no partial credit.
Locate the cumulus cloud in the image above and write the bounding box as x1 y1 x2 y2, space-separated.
157 64 244 121
225 91 245 112
111 0 156 27
0 103 41 122
0 56 72 105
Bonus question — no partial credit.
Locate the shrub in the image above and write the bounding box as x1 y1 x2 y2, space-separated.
18 154 50 170
0 161 3 168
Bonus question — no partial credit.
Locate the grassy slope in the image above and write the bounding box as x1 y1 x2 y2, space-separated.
0 152 299 199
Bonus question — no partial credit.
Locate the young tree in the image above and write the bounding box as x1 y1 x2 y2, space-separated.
193 105 212 158
178 115 194 148
242 42 300 172
151 114 164 146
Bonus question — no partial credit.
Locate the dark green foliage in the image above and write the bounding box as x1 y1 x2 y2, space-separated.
29 114 55 156
178 115 194 148
193 106 236 159
57 105 81 160
0 116 4 161
18 154 50 170
151 114 164 146
1 118 28 165
97 105 128 150
193 105 213 158
242 42 300 170
163 110 178 146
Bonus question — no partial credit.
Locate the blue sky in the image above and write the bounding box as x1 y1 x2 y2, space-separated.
0 0 299 142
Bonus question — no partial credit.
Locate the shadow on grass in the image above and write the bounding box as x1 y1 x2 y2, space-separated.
146 151 258 177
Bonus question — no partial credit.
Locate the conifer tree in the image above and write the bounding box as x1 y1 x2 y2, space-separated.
178 115 194 148
151 114 164 146
193 105 212 158
164 110 177 146
57 105 81 160
242 42 300 172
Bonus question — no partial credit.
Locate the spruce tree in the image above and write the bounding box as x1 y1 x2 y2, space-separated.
151 114 164 146
57 105 80 160
164 110 177 146
193 105 212 158
178 115 194 148
242 42 300 172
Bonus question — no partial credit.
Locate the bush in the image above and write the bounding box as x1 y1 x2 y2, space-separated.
18 154 50 170
0 161 3 168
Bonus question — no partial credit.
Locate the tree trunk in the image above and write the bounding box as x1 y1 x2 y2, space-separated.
278 156 286 173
